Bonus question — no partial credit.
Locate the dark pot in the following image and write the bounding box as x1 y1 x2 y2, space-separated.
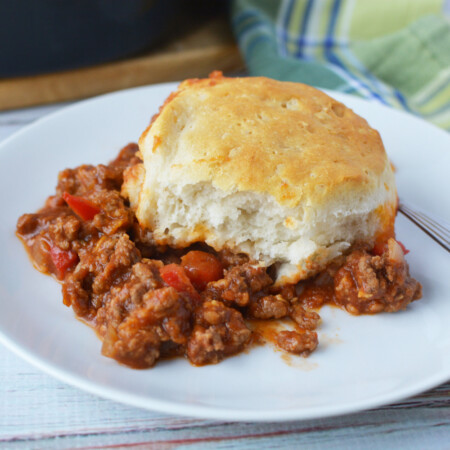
0 0 179 77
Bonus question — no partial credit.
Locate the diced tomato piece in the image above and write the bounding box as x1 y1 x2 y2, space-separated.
160 264 191 291
181 251 223 290
63 192 100 221
50 246 78 279
373 239 409 256
397 240 410 255
160 264 201 302
372 241 387 256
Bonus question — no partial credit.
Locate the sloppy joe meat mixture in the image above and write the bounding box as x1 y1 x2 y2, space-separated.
16 143 422 369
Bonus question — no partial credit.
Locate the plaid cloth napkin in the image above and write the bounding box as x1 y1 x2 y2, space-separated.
231 0 450 130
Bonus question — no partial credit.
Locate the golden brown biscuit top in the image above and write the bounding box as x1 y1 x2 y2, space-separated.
140 74 389 208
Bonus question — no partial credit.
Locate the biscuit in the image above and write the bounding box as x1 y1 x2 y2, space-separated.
123 73 397 284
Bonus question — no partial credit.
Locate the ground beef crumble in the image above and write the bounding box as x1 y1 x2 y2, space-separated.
248 294 290 320
16 143 423 369
187 300 251 365
290 304 320 330
276 330 318 356
102 284 192 368
334 239 422 314
204 263 273 307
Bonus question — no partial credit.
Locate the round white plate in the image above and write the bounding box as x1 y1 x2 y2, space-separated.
0 83 449 422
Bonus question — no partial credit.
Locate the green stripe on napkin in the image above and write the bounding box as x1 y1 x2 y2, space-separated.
232 0 450 130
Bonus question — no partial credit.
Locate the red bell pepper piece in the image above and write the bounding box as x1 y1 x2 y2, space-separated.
50 246 78 279
397 240 410 255
63 192 100 221
160 264 201 302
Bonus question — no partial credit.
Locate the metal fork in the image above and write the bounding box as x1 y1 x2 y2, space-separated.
398 199 450 253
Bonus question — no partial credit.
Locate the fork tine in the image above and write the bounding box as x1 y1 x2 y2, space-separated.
415 213 450 239
398 201 450 253
398 208 450 251
400 204 450 238
402 208 450 243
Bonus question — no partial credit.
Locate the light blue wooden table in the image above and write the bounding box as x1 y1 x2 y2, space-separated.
0 103 448 449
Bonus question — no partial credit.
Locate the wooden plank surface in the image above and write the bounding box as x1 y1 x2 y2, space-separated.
0 105 449 449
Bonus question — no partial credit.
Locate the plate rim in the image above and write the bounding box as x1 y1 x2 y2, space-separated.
1 321 449 422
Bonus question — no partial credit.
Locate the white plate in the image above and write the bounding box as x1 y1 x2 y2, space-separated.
0 83 449 422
